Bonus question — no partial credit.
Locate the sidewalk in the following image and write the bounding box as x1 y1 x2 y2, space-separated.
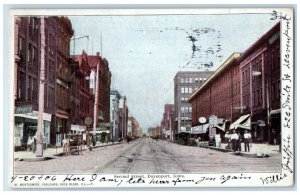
204 142 281 158
14 142 120 161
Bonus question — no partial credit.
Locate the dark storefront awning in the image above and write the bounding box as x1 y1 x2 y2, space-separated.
215 122 226 132
229 114 251 130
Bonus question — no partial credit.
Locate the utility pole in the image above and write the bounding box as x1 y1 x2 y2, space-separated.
36 16 45 157
122 96 126 141
112 98 116 142
93 56 100 145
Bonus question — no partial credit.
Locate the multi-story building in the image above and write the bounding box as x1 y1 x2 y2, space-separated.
14 16 73 148
188 53 241 137
110 90 122 141
88 53 111 124
239 22 280 143
54 17 74 143
174 71 214 136
161 104 175 140
128 116 140 138
119 97 128 141
189 22 281 143
71 51 93 132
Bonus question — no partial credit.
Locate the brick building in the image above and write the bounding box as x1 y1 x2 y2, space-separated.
88 53 111 124
128 116 140 138
14 16 74 148
160 104 175 140
119 97 128 141
239 22 280 143
189 22 281 143
174 71 214 136
188 53 241 136
110 90 122 141
71 51 93 131
54 17 74 143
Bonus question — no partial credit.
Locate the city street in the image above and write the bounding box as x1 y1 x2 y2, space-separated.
14 139 281 175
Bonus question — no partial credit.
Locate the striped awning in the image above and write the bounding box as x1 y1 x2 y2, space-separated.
215 122 226 132
229 114 251 130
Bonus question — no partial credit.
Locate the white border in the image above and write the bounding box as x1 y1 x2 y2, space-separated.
8 8 295 188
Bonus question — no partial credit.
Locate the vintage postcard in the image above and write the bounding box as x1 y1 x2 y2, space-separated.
8 8 294 188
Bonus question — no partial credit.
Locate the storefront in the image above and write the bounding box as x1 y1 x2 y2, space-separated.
14 111 52 150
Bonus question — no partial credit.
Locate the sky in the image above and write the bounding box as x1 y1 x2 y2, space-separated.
69 12 278 132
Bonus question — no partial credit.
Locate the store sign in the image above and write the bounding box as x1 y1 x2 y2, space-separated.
15 105 32 114
57 79 69 89
85 117 93 126
89 70 95 89
209 115 217 125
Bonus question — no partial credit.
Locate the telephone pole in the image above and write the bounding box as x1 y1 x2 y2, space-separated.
36 16 46 157
93 57 100 143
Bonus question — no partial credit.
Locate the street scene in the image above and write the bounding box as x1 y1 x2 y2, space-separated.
12 10 285 176
14 138 281 174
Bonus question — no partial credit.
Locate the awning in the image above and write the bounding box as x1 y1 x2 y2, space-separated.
14 111 52 122
71 125 86 132
191 123 209 134
229 114 251 130
56 113 69 119
215 122 226 132
270 109 281 115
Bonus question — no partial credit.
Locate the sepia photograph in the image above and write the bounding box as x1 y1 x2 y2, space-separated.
8 7 294 188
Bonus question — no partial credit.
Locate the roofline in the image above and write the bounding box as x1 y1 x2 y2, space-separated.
238 22 280 62
174 71 215 79
188 52 241 102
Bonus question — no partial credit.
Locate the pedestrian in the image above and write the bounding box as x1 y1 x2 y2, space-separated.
271 129 277 145
237 132 242 151
224 132 231 149
244 130 251 152
214 133 221 148
27 136 34 152
230 130 239 151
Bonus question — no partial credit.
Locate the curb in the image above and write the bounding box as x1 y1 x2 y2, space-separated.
205 146 273 158
15 142 121 162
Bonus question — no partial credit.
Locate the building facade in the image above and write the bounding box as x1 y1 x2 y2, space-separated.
54 17 74 144
119 97 128 141
71 51 93 132
189 22 281 143
188 53 241 136
161 104 175 139
110 90 122 141
14 16 74 148
128 116 140 138
239 22 280 143
174 71 214 135
88 53 111 124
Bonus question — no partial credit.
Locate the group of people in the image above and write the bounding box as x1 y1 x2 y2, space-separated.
225 130 252 152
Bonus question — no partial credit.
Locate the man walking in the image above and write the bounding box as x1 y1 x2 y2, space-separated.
230 130 239 151
244 130 251 152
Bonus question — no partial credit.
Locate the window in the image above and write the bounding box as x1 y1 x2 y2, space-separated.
188 107 192 113
181 107 185 113
188 88 192 94
189 78 192 83
181 87 184 93
181 78 184 83
27 76 32 101
184 87 188 93
195 78 198 83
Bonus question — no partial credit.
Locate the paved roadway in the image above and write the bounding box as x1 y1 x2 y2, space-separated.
14 138 281 175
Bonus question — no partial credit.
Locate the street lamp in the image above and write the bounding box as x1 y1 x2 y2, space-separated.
71 35 89 55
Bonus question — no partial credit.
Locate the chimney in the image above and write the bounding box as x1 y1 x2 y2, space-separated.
96 52 100 56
